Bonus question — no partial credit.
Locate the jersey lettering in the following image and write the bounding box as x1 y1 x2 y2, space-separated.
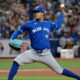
43 27 49 33
32 27 49 33
32 27 42 33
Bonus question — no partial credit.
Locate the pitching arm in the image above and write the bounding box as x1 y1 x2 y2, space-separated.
51 12 64 31
51 4 65 31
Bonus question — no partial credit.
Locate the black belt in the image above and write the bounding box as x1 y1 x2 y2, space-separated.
33 48 48 53
35 50 43 53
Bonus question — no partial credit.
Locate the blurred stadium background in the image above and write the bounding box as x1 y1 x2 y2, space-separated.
0 0 80 80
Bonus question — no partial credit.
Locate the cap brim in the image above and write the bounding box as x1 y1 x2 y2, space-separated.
32 10 44 13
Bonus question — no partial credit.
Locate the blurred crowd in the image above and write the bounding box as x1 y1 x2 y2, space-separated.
0 0 80 57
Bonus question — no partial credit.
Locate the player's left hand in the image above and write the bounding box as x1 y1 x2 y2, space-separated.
9 39 23 51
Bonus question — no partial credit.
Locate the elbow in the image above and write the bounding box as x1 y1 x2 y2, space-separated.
10 29 22 39
56 25 62 30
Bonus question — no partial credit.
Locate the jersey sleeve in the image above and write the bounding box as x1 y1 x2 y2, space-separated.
10 22 30 39
51 12 64 31
19 21 30 32
10 29 22 39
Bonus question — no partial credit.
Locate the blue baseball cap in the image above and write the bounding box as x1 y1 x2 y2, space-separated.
33 6 46 13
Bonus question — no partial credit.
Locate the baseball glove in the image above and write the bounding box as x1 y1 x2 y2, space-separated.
9 39 23 51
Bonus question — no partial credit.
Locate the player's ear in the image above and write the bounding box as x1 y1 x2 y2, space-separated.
42 12 45 16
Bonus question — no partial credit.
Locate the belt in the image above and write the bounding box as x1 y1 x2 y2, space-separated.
32 48 49 53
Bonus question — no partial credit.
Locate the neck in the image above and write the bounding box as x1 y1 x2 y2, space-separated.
35 17 44 21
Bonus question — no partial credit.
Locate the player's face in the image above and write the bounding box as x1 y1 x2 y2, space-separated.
35 12 44 20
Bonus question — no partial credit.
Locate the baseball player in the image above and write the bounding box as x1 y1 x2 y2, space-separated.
8 6 80 80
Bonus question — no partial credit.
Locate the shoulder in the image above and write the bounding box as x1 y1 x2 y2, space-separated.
44 20 51 24
24 20 33 24
22 20 34 26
